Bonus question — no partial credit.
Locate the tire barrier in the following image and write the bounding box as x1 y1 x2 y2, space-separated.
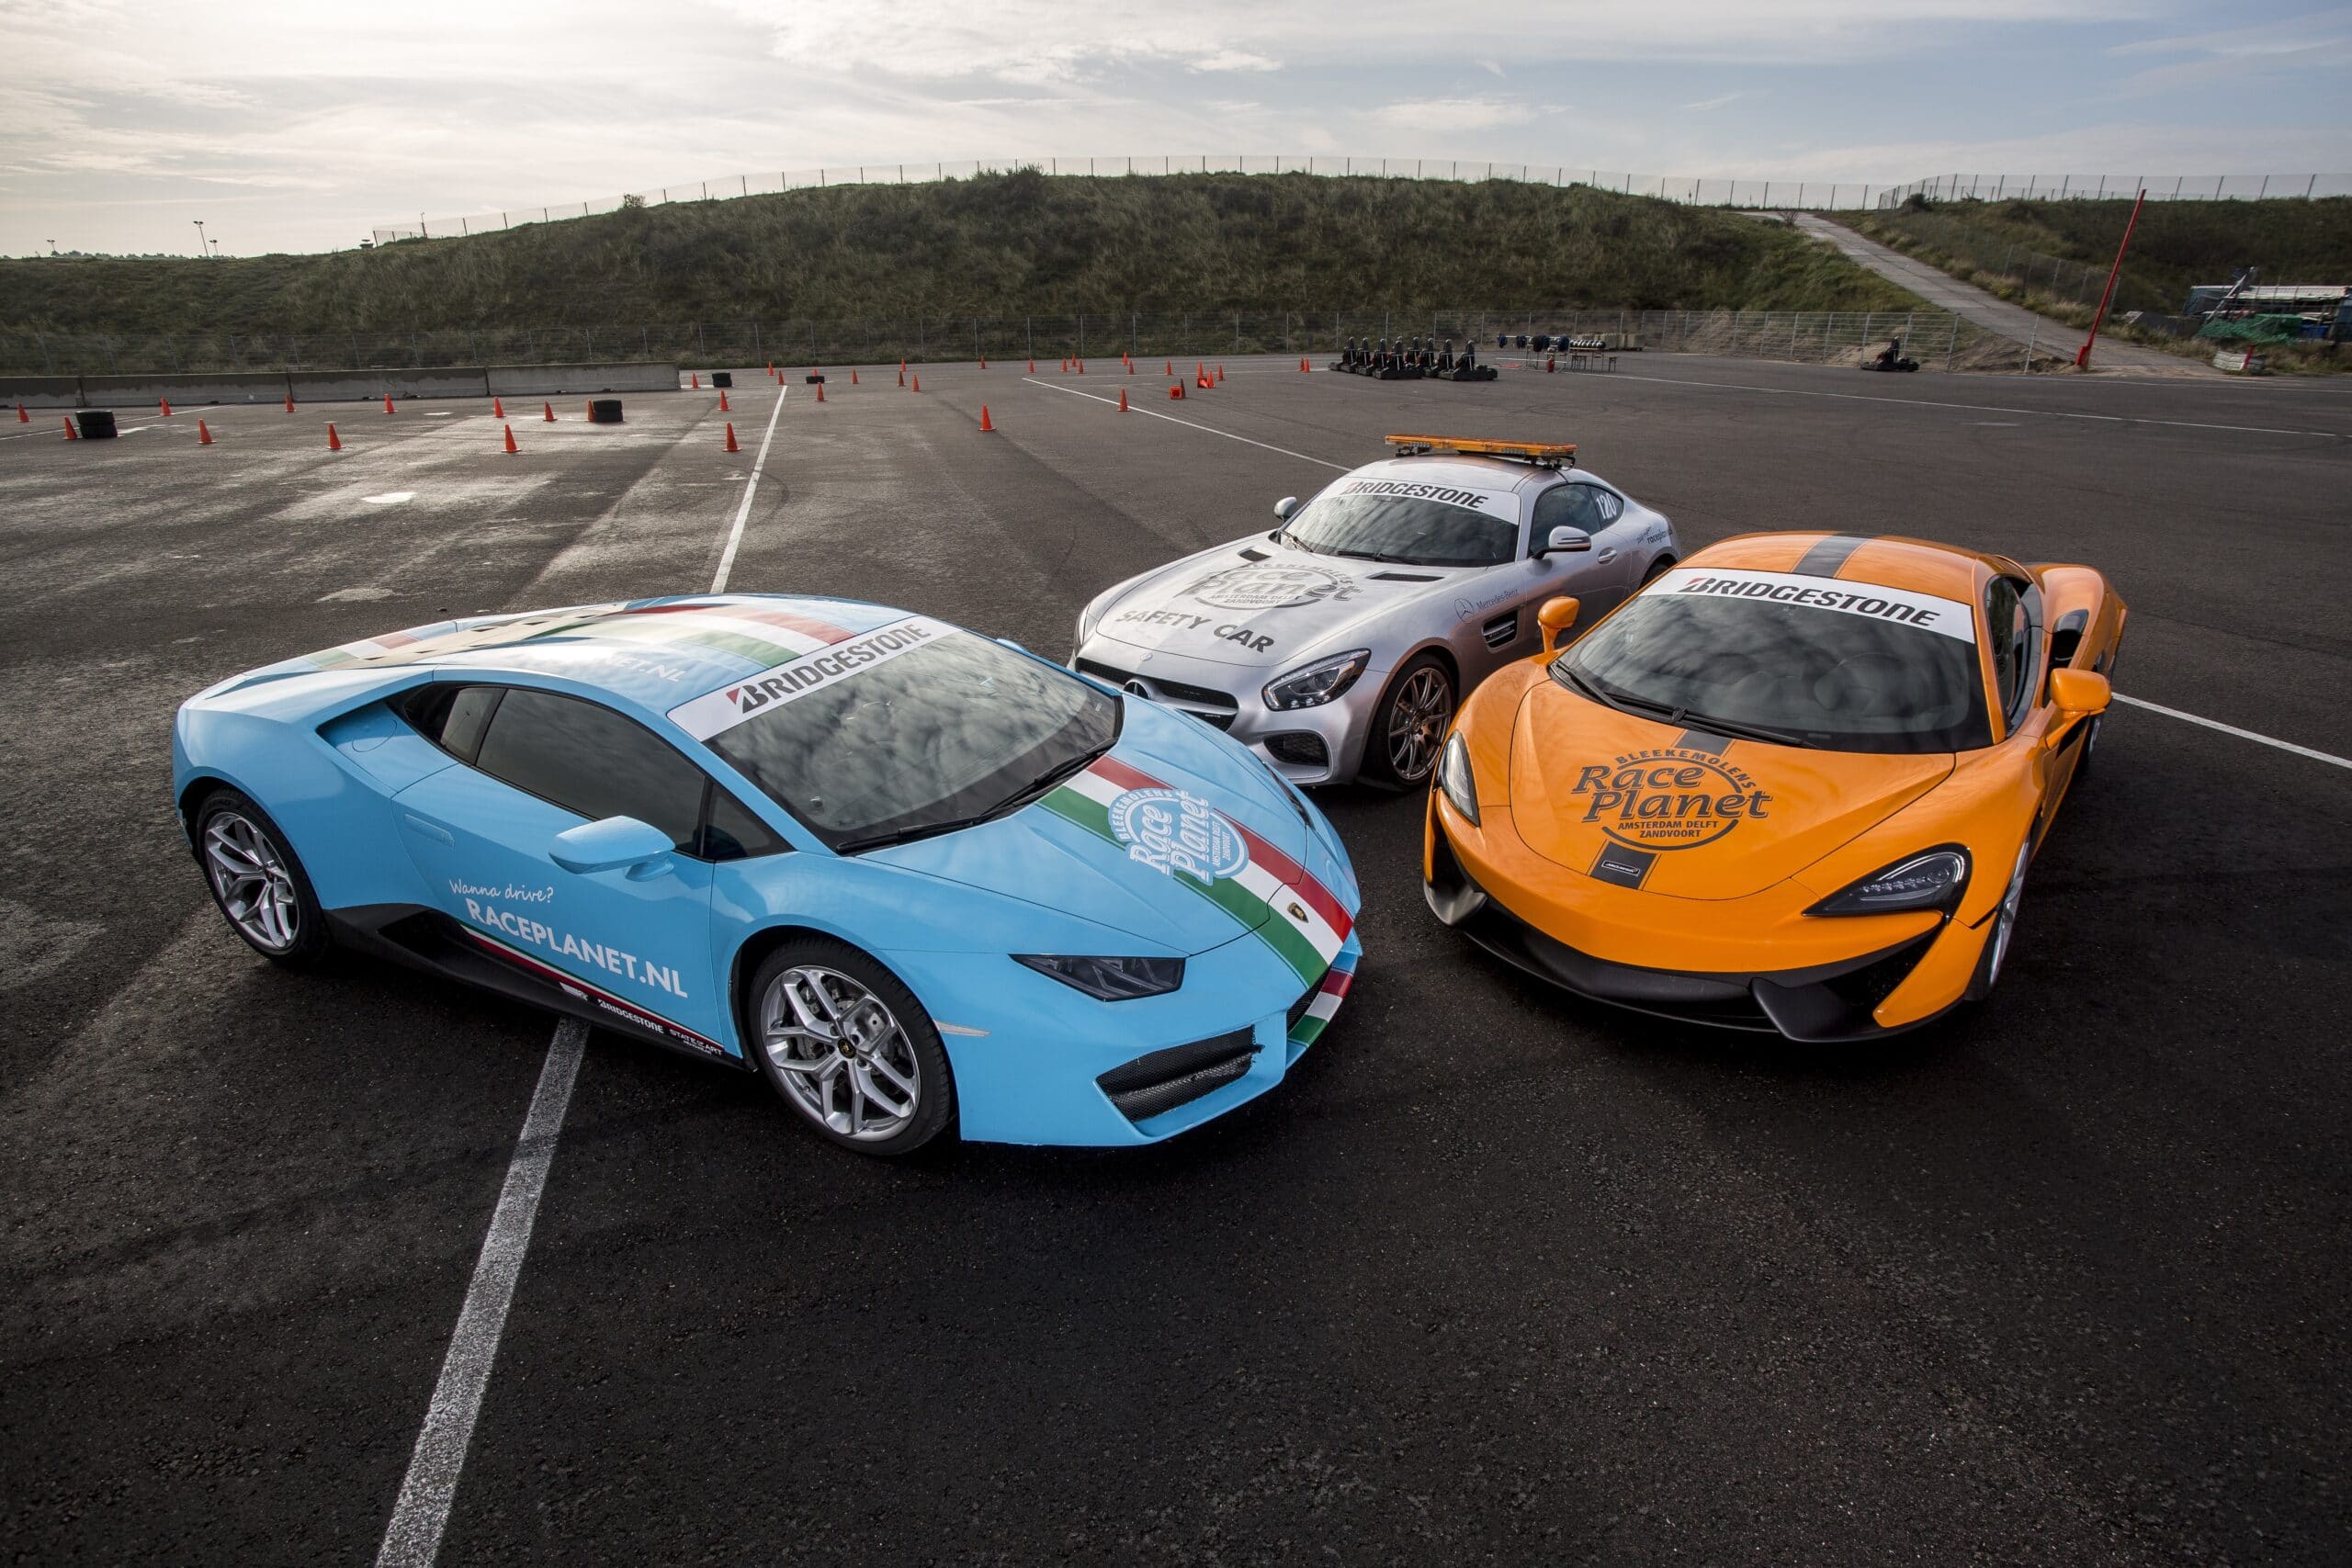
587 399 625 423
74 409 118 439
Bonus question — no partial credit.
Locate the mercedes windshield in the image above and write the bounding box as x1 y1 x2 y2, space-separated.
1283 475 1521 568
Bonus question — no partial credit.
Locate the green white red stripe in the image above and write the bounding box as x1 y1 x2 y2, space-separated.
1286 949 1357 1049
1039 754 1353 987
302 598 859 673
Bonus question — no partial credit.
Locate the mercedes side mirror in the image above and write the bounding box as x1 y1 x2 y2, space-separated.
550 815 674 877
1273 496 1299 522
1538 596 1581 655
1535 525 1592 559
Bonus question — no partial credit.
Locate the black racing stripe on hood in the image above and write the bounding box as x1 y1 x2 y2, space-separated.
1793 534 1875 577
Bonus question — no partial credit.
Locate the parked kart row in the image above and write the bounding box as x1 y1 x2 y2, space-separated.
1330 338 1498 380
175 434 2122 1156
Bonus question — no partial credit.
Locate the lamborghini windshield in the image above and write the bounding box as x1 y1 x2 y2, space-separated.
699 625 1119 851
1284 476 1520 567
1556 569 1991 754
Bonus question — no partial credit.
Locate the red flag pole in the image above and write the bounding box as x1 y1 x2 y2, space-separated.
2076 187 2147 371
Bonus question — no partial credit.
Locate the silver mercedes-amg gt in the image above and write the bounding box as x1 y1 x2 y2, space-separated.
1071 435 1681 787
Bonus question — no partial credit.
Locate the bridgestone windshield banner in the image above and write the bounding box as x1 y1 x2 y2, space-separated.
667 615 950 740
1330 476 1522 523
1651 568 1974 643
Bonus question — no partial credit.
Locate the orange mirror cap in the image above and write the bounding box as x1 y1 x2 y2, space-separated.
2049 666 2111 719
1537 596 1580 654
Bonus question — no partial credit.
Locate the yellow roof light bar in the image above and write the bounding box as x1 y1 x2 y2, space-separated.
1384 434 1578 467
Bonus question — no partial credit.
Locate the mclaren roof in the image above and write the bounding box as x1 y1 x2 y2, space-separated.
1689 534 2003 602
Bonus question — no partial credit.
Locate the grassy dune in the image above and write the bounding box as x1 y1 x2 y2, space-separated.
3 171 1921 339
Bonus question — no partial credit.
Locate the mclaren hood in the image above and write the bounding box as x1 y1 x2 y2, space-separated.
1505 684 1954 900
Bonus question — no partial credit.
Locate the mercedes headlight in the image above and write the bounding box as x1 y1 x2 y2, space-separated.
1807 848 1970 916
1012 953 1185 999
1436 732 1479 826
1263 649 1371 711
1074 586 1121 651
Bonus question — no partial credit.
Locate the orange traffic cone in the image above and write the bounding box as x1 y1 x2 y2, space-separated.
326 422 342 451
718 389 729 412
1060 358 1069 374
198 419 213 445
383 392 395 414
911 374 922 392
725 422 740 453
852 368 860 385
1126 357 1135 376
979 356 988 370
1117 388 1129 412
1217 363 1227 383
1028 358 1036 374
1299 356 1310 372
493 396 505 418
1077 358 1086 374
1168 383 1185 400
1164 359 1173 376
160 397 174 417
15 401 26 423
503 423 518 454
542 400 555 422
979 404 994 432
62 415 77 440
692 372 701 389
815 381 826 402
283 393 295 413
899 361 907 387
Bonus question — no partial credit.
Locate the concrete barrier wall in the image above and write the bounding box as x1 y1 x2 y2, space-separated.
1 364 682 408
287 367 492 403
0 377 86 409
487 362 680 396
74 372 297 409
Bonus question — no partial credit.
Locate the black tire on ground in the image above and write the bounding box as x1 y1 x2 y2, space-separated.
75 409 118 439
586 399 624 424
741 936 956 1157
191 786 332 967
1364 651 1456 788
1640 555 1675 588
710 371 733 389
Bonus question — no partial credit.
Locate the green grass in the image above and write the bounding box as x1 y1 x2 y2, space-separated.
1831 197 2351 371
2 171 1922 343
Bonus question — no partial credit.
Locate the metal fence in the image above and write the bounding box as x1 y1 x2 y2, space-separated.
3 308 2061 379
1876 172 2350 207
369 159 2352 245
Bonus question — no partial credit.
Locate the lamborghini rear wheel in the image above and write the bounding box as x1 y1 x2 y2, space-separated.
195 788 330 967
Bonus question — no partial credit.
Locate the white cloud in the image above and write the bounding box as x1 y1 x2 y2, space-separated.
1680 91 1747 111
1371 97 1542 133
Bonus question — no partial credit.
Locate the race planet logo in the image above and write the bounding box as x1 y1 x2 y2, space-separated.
1106 787 1250 883
1572 748 1773 851
726 622 935 713
1186 562 1361 613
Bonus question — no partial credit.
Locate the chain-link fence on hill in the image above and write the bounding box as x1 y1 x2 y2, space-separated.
1 308 2064 379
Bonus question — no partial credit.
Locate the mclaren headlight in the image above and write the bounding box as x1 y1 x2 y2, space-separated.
1263 649 1371 711
1436 732 1479 826
1807 847 1970 916
1012 953 1185 1000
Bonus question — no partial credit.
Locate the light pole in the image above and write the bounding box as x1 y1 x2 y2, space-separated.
209 239 220 258
192 219 206 257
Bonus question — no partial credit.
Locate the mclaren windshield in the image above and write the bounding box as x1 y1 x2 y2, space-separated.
1283 475 1521 567
703 625 1120 851
1555 570 1992 754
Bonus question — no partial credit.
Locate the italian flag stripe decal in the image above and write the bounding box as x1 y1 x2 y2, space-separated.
1039 757 1351 987
1287 951 1357 1049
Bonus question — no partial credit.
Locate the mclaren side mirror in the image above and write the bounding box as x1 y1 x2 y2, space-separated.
1273 496 1299 522
2046 667 2111 743
550 815 674 877
1535 525 1592 559
1538 596 1581 655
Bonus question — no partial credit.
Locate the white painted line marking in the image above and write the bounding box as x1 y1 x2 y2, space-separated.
374 1020 585 1568
1023 377 1348 469
710 385 789 593
1607 370 2346 440
2115 694 2349 771
425 411 453 417
363 491 414 505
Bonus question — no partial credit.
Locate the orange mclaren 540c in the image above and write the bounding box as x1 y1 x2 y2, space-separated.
1424 532 2125 1042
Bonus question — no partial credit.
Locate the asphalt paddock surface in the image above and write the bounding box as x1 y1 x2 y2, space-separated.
3 357 2346 1565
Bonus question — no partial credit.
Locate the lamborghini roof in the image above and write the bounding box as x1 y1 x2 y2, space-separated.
286 594 913 712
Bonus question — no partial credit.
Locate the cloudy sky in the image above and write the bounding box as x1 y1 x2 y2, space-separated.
4 0 2346 256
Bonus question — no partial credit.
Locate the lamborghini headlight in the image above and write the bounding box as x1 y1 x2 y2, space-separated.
1807 848 1970 916
1436 732 1480 826
1012 953 1185 1000
1263 649 1370 710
